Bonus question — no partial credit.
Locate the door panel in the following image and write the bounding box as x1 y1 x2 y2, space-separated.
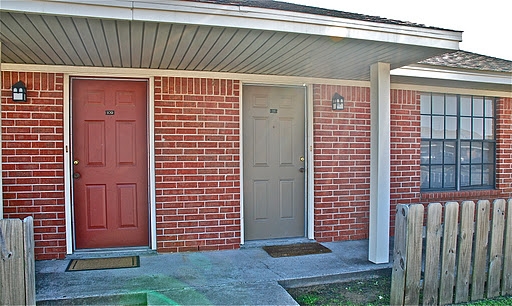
243 85 306 240
118 184 138 227
116 121 137 165
86 185 107 229
85 121 106 165
254 180 269 220
280 180 294 218
72 79 149 249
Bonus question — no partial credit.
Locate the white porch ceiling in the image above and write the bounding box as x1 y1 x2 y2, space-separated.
0 1 461 81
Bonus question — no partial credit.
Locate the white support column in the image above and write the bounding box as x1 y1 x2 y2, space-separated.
369 62 391 264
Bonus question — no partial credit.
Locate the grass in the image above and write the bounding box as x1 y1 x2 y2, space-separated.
287 275 391 306
287 275 512 306
460 296 512 305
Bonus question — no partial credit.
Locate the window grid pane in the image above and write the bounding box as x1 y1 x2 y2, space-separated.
473 97 484 117
460 96 472 116
485 98 494 117
420 93 496 191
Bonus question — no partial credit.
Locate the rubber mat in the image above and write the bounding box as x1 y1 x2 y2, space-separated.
66 256 139 272
263 243 331 258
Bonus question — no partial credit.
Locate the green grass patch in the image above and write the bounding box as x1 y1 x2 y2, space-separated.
287 274 512 306
459 296 512 306
287 275 391 306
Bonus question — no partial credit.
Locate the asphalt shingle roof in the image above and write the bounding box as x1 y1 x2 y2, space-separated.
419 51 512 73
186 1 510 75
185 0 453 31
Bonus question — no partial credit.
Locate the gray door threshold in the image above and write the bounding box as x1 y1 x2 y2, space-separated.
241 237 315 249
67 247 157 259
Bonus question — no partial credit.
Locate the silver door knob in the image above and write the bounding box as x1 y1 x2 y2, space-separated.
299 167 305 173
73 172 81 179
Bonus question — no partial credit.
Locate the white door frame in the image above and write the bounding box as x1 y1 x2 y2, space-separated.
63 75 157 254
306 84 314 239
239 83 314 244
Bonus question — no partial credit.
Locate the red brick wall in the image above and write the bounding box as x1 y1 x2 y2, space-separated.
496 97 512 197
312 86 423 241
154 77 241 252
313 85 372 242
2 70 510 259
390 90 421 231
1 71 66 260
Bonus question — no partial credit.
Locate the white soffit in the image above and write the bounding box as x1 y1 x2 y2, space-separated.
0 0 462 80
1 0 461 49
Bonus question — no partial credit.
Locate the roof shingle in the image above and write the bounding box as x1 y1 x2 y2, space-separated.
184 0 453 31
419 51 512 73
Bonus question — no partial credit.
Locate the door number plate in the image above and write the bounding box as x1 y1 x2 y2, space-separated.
105 110 115 115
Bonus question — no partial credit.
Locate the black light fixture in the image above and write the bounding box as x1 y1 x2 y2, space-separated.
332 92 344 110
12 81 27 102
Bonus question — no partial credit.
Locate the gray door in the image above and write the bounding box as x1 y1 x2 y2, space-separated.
243 85 306 240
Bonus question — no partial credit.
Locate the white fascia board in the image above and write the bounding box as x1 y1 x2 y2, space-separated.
1 0 461 50
0 0 134 19
392 65 512 85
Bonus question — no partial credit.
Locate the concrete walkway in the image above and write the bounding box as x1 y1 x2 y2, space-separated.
36 240 392 305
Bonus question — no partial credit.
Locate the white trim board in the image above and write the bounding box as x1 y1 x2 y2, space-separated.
7 63 510 98
63 75 157 254
392 66 512 86
390 83 512 98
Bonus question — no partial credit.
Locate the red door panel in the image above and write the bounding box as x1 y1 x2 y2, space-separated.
72 79 149 249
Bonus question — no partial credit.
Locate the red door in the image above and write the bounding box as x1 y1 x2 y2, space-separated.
72 79 149 249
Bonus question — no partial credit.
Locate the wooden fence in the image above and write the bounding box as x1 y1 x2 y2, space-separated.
390 199 512 305
0 217 36 305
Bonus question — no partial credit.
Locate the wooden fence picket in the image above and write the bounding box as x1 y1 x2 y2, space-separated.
455 201 475 304
23 217 36 305
422 203 442 306
471 200 490 301
503 199 512 295
487 199 506 298
0 217 35 306
391 199 511 305
404 204 423 306
390 205 408 306
439 202 459 305
1 219 25 305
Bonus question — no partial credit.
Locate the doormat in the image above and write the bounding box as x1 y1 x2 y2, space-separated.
66 256 140 272
263 243 332 258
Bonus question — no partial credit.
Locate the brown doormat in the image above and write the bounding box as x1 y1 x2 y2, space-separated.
263 243 332 258
66 256 140 272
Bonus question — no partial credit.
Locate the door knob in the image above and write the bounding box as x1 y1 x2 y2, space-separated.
73 160 79 165
73 172 81 179
299 167 305 173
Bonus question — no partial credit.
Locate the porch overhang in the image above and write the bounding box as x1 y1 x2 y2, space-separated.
0 0 461 80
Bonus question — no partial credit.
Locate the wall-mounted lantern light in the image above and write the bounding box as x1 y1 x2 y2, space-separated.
12 81 27 102
332 92 344 110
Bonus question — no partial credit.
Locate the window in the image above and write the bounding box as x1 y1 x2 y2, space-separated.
420 93 496 191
